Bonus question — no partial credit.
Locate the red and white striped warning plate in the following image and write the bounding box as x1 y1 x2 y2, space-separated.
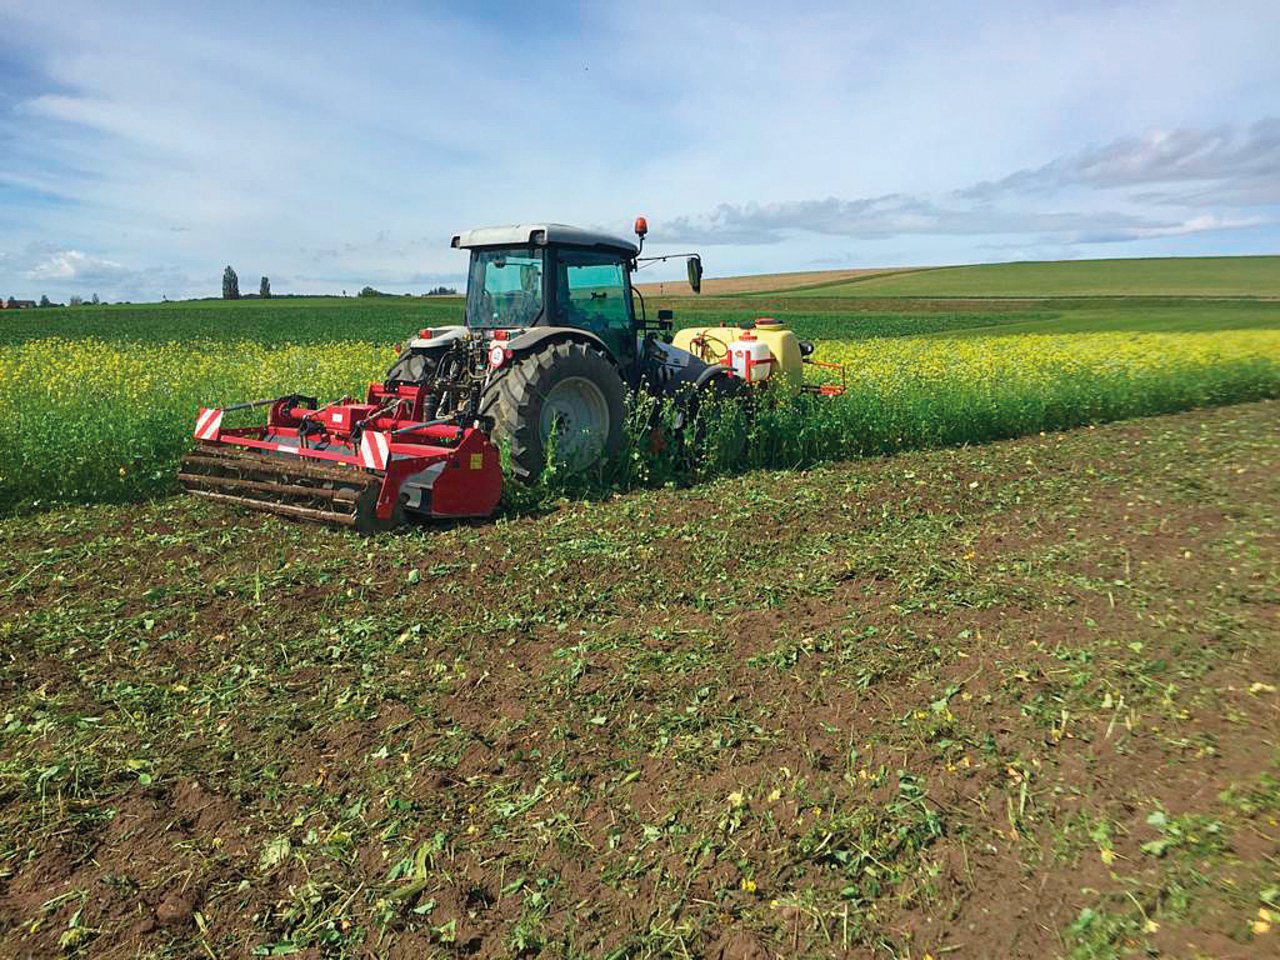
194 407 223 441
359 431 391 470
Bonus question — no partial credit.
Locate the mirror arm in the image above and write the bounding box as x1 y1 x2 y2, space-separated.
634 252 702 269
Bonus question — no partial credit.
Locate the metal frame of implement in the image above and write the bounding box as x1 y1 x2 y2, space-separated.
181 381 501 531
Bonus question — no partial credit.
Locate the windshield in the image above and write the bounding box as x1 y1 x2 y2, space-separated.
466 247 544 328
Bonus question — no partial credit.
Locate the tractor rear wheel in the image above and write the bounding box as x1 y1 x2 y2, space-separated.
483 340 627 482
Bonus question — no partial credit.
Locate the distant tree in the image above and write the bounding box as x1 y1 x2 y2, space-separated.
39 295 51 307
358 285 383 298
222 266 240 300
69 295 84 306
91 293 100 305
260 276 271 299
426 285 458 296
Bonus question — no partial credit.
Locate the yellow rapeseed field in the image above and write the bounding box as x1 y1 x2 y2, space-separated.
0 330 1277 508
0 339 386 507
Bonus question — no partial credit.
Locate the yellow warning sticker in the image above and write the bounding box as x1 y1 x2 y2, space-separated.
469 453 484 470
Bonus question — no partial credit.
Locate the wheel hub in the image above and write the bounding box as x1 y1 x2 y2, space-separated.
540 376 611 464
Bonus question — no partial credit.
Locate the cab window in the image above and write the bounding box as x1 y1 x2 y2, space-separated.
466 247 543 328
557 250 632 357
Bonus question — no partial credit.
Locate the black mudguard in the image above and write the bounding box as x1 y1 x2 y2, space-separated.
506 327 616 364
636 337 727 398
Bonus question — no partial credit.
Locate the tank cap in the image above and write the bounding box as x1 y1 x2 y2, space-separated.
755 317 783 327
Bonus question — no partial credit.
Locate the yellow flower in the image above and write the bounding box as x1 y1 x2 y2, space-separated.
739 878 756 893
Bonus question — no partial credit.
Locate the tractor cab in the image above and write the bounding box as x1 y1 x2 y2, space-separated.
422 221 717 483
452 224 643 364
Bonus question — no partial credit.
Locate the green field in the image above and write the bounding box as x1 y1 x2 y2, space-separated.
0 296 464 346
785 254 1280 298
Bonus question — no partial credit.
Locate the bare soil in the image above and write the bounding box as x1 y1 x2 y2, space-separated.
0 402 1277 958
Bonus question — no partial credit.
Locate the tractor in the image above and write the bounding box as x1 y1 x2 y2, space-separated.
180 218 839 531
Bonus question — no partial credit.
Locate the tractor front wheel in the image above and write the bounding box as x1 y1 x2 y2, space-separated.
484 340 627 482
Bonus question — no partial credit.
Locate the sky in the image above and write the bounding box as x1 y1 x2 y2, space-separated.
1 0 1278 302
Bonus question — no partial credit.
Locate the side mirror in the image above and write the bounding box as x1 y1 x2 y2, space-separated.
686 255 703 294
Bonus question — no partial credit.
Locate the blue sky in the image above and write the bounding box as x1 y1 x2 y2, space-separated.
1 0 1277 301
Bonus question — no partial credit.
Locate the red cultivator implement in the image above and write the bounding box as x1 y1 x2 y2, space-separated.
180 337 502 533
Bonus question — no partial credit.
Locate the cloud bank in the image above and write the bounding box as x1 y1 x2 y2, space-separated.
663 118 1277 247
963 118 1280 205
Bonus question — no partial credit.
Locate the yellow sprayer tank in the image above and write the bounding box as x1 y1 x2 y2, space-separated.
671 317 804 385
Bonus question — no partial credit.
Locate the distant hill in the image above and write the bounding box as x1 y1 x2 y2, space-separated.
633 267 909 297
741 255 1280 299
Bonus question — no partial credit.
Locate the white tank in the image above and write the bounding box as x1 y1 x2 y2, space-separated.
727 333 774 383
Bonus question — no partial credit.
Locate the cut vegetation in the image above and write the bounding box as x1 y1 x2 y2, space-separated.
0 402 1276 958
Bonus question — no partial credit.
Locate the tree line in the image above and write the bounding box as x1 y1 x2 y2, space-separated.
9 268 460 308
222 266 456 300
6 293 102 308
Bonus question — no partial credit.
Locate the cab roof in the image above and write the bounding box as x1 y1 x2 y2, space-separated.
450 223 639 257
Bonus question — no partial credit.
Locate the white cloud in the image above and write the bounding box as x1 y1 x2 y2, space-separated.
661 195 1167 245
660 137 1276 247
0 244 190 300
25 249 125 280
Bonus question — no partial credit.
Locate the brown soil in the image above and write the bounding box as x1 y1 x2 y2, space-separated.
0 402 1277 958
